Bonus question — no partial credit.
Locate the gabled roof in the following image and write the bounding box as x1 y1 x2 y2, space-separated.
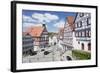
58 28 64 36
67 16 75 25
65 16 75 31
27 26 45 37
27 26 46 37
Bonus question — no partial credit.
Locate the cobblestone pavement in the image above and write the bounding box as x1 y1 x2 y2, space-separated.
22 43 75 63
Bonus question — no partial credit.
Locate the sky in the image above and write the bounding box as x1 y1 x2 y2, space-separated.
22 10 76 32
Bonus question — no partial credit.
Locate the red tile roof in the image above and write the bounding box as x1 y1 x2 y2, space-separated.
67 16 75 25
27 26 45 37
58 27 64 34
66 16 75 31
58 27 64 38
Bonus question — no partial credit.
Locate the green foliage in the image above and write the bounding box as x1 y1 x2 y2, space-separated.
48 32 57 38
72 50 91 60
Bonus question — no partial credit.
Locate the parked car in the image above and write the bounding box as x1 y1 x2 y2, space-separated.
44 51 50 55
30 51 37 56
41 49 45 51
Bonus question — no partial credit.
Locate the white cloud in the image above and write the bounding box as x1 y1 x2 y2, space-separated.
23 15 44 27
23 15 37 23
23 23 48 31
54 20 65 28
23 13 60 28
23 13 60 31
32 13 45 23
44 13 59 22
32 13 59 24
23 23 43 27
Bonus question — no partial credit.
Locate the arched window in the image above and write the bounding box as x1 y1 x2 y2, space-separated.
81 43 84 50
88 43 91 51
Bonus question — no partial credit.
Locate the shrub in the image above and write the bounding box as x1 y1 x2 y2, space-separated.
72 50 91 60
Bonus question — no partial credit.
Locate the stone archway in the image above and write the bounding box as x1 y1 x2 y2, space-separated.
66 56 72 61
88 43 91 51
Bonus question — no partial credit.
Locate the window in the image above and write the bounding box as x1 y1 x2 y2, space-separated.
81 43 84 50
77 21 82 28
88 43 91 51
85 30 86 37
43 37 45 40
89 31 91 37
87 18 91 25
75 32 78 37
77 22 79 28
79 21 82 27
79 32 81 37
40 38 42 41
82 31 85 37
81 32 82 37
75 23 77 28
77 23 78 28
78 41 80 44
77 32 79 37
45 35 47 40
80 13 84 17
86 30 89 37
